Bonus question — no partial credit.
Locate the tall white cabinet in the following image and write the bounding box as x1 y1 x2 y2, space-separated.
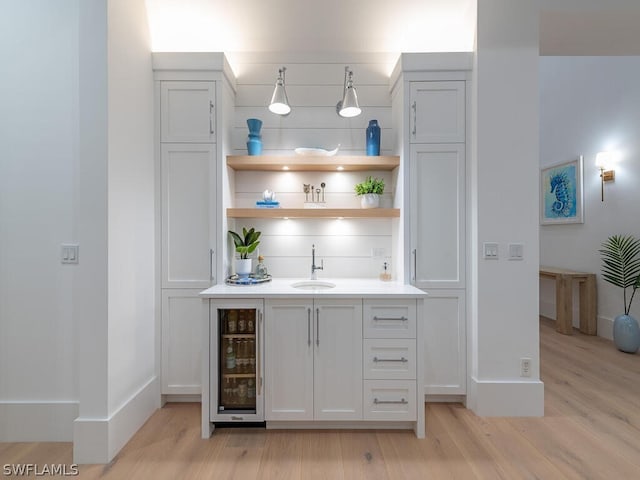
392 54 472 398
154 53 236 398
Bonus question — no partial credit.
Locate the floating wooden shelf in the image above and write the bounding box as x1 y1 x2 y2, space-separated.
227 208 400 219
227 155 400 172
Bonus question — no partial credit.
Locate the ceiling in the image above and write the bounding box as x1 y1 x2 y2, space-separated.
145 0 640 57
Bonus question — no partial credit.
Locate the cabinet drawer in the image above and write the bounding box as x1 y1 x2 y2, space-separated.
363 339 416 380
363 300 416 338
363 380 416 421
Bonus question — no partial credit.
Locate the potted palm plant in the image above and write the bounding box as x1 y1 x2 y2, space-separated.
354 176 385 209
229 227 261 277
599 234 640 353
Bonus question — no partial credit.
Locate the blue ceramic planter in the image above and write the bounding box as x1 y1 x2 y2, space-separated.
246 118 263 155
613 314 640 353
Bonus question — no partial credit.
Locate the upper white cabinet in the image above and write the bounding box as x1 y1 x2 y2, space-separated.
410 81 465 144
160 81 216 143
410 143 465 289
264 299 363 421
161 143 216 288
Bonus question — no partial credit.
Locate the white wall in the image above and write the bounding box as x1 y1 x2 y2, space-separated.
539 56 640 339
105 0 158 460
468 0 543 416
0 0 79 441
107 0 156 416
228 55 396 279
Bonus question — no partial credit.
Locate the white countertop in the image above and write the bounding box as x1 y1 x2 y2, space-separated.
200 278 427 299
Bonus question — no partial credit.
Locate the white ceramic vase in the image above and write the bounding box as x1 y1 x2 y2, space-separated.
235 258 252 277
360 193 380 209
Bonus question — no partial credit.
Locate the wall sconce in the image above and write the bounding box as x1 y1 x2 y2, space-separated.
336 66 361 118
595 151 617 201
268 66 291 115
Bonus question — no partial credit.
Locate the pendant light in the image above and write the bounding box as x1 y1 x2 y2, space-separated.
268 66 291 115
336 66 361 118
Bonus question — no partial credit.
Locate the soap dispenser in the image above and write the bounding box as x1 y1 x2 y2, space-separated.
379 261 392 282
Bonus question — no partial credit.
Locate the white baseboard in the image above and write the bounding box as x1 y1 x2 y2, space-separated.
0 401 78 441
467 378 544 417
73 376 160 464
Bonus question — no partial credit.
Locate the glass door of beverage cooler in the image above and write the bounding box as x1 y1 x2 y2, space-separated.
210 300 264 423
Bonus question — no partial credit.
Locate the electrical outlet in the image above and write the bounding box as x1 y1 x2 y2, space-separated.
508 243 524 261
520 357 532 377
371 248 385 257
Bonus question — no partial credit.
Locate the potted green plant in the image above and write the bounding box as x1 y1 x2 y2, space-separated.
354 176 385 209
229 227 261 277
599 234 640 353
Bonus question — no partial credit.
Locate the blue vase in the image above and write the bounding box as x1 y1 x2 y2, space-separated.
246 118 263 155
366 119 381 156
613 314 640 353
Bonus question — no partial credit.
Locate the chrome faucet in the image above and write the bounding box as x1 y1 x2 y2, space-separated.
310 244 324 280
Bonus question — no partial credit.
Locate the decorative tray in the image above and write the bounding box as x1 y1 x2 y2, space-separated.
225 274 272 285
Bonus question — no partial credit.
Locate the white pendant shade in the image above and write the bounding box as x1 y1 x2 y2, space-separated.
268 67 291 115
337 66 361 118
338 86 361 118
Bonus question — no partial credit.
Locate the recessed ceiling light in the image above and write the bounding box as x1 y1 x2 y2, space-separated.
337 166 344 171
282 166 289 170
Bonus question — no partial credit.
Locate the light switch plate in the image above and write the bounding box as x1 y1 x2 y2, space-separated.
508 243 524 261
483 242 499 260
61 244 79 264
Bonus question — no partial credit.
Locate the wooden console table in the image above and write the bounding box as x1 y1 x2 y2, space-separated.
540 267 597 335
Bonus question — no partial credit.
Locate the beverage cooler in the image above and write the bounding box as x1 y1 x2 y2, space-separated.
210 300 264 424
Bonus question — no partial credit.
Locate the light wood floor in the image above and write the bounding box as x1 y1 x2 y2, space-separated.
2 317 639 479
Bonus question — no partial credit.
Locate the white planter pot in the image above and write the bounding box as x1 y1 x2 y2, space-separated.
235 258 252 276
360 193 380 209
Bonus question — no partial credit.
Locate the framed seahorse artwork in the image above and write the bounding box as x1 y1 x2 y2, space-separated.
540 156 584 225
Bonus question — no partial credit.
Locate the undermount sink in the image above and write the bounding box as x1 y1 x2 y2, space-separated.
290 280 336 290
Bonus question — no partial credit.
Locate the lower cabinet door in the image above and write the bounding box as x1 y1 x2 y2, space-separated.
264 300 314 420
161 289 206 395
424 289 466 395
314 300 363 420
363 380 416 421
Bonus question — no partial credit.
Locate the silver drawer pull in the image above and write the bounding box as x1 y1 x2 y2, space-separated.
231 416 244 421
373 316 408 322
373 356 408 363
373 398 408 405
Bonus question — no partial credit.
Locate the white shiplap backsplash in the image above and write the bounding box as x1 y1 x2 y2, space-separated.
229 58 395 279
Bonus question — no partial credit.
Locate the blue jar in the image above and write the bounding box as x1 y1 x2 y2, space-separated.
366 120 380 156
246 118 263 155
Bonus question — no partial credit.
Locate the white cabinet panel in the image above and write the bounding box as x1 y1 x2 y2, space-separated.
410 81 465 143
363 380 416 421
161 290 206 394
363 339 416 380
410 144 465 289
423 290 466 395
161 144 216 288
314 300 363 421
264 300 314 420
264 299 362 422
161 81 215 143
363 299 416 339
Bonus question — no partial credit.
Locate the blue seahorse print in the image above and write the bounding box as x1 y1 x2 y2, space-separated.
549 172 573 217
